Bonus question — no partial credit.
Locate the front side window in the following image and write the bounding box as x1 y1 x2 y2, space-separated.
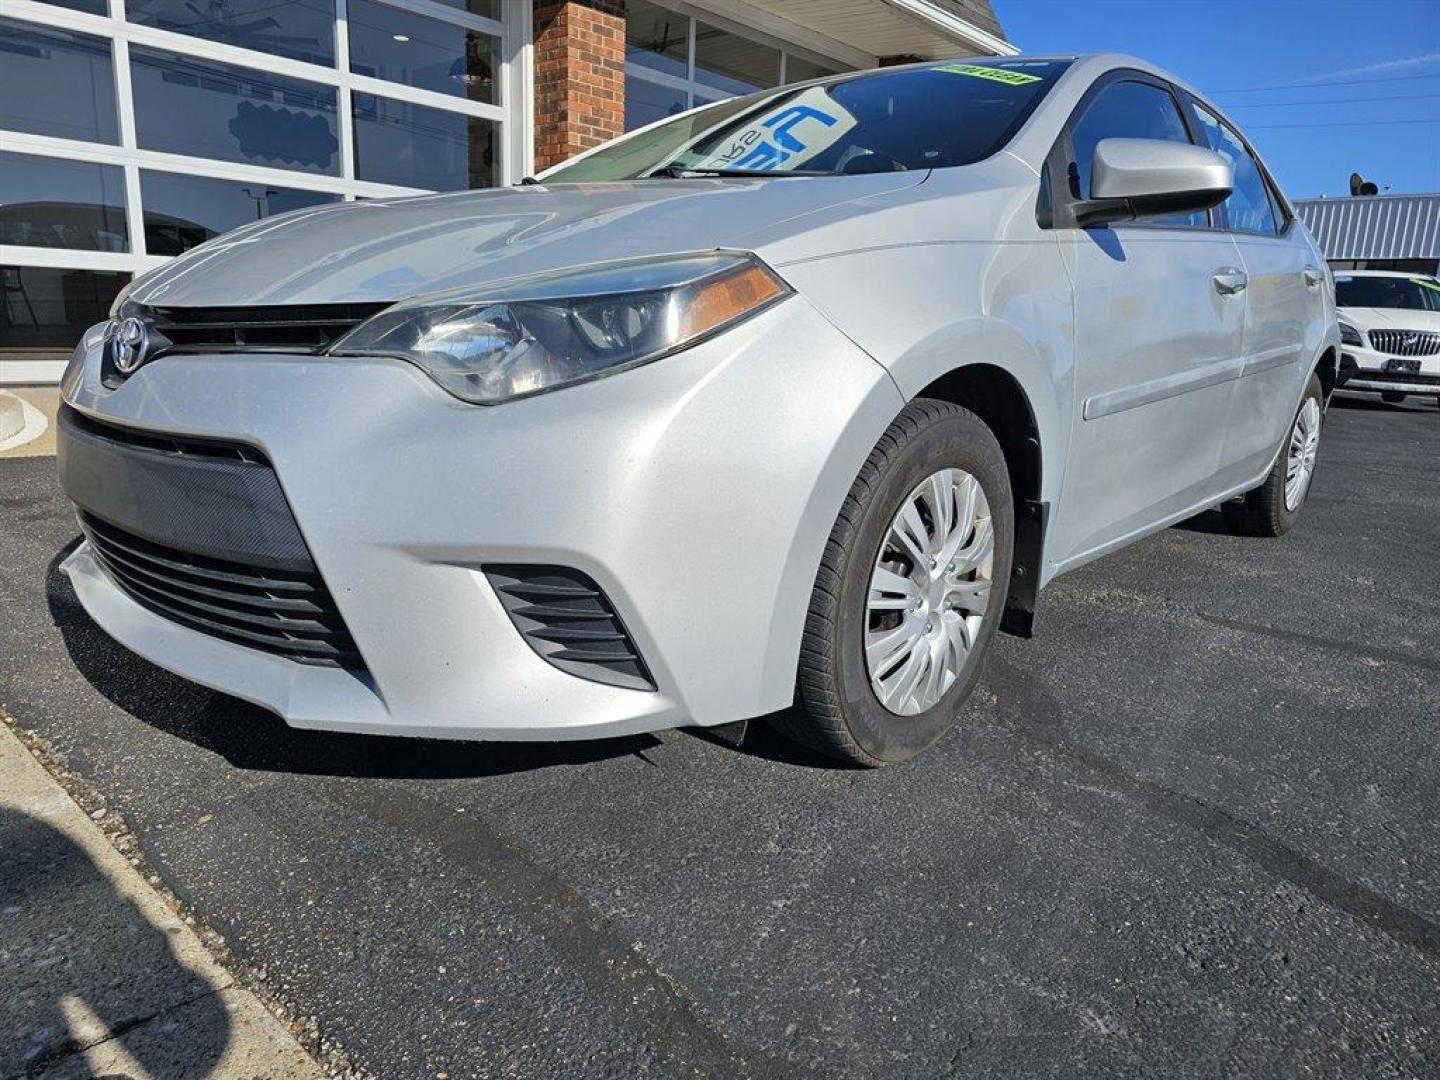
1069 78 1204 227
1335 275 1440 312
547 60 1070 182
1189 101 1280 235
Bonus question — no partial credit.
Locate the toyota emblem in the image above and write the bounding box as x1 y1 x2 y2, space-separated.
112 316 150 374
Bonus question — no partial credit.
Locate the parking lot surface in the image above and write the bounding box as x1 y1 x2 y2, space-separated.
2 395 1437 1078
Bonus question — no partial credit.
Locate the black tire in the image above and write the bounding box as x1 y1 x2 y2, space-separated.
1222 373 1324 537
1381 390 1408 404
776 399 1015 766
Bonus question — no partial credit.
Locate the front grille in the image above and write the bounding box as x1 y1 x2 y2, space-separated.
82 513 364 668
487 566 655 691
135 302 389 355
1367 329 1440 357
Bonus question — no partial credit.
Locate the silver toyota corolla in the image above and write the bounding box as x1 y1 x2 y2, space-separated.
57 54 1338 765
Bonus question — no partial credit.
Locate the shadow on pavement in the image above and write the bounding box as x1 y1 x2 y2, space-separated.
0 807 230 1076
46 548 663 781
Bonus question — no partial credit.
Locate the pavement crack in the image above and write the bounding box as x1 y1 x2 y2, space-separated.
1196 612 1440 675
985 654 1440 962
11 985 223 1079
321 780 817 1080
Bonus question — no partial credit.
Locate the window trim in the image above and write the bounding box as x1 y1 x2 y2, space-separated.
1039 67 1223 234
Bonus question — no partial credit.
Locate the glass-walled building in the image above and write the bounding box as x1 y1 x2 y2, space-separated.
2 0 1007 383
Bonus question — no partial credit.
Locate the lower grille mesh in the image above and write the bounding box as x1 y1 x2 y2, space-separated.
82 513 364 668
486 566 655 691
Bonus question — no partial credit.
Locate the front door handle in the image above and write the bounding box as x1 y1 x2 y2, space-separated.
1213 267 1248 296
1303 265 1325 289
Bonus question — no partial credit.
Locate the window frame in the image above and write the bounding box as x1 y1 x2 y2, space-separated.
1040 67 1223 234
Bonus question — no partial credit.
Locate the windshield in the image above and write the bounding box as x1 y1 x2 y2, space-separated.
542 60 1071 183
1336 275 1440 312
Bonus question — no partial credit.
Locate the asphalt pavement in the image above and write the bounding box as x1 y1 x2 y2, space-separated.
1 394 1437 1078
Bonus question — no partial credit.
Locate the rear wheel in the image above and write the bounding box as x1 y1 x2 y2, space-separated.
1222 373 1323 537
778 399 1014 766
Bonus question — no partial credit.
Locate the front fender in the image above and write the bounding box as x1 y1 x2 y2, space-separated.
780 238 1076 544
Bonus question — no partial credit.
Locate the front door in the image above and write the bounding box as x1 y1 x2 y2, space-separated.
1048 75 1246 568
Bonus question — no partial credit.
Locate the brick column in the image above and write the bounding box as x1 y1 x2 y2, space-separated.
532 1 626 172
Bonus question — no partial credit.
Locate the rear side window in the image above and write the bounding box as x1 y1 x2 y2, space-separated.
1069 79 1205 227
1189 101 1281 235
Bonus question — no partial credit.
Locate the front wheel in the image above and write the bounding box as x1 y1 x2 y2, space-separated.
778 399 1014 766
1222 373 1324 537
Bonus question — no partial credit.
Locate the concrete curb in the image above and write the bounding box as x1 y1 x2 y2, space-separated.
0 389 51 455
0 720 326 1079
0 390 24 443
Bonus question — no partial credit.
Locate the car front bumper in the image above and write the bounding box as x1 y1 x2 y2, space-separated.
1338 343 1440 396
58 298 904 740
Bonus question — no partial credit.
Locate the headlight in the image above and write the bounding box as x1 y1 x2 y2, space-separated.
1339 322 1365 347
329 252 790 404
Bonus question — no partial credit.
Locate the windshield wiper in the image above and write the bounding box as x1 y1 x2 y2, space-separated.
647 165 831 179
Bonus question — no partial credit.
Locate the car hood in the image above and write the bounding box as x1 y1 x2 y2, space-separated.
125 173 927 309
1338 306 1440 331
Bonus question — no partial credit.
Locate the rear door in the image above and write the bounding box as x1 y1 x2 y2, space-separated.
1186 98 1323 486
1048 73 1246 568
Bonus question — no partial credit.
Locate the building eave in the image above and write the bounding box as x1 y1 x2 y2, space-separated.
880 0 1018 56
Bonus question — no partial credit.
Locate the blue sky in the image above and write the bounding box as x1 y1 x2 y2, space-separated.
993 0 1440 198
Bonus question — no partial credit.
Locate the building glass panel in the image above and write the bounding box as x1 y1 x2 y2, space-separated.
352 92 498 191
693 20 779 96
625 74 687 131
141 171 341 255
626 0 688 80
0 152 128 252
129 46 341 174
433 0 502 20
0 19 118 144
34 0 108 14
786 55 843 83
1 266 129 363
348 0 500 105
126 0 338 67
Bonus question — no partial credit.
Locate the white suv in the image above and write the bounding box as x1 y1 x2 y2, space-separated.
1335 271 1440 407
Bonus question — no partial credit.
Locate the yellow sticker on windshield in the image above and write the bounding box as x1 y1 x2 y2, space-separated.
1410 276 1440 294
935 63 1042 86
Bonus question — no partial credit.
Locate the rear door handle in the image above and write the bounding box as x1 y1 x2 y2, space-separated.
1303 265 1325 289
1212 267 1248 296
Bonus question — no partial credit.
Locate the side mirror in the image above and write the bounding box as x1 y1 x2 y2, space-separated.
1076 138 1233 226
